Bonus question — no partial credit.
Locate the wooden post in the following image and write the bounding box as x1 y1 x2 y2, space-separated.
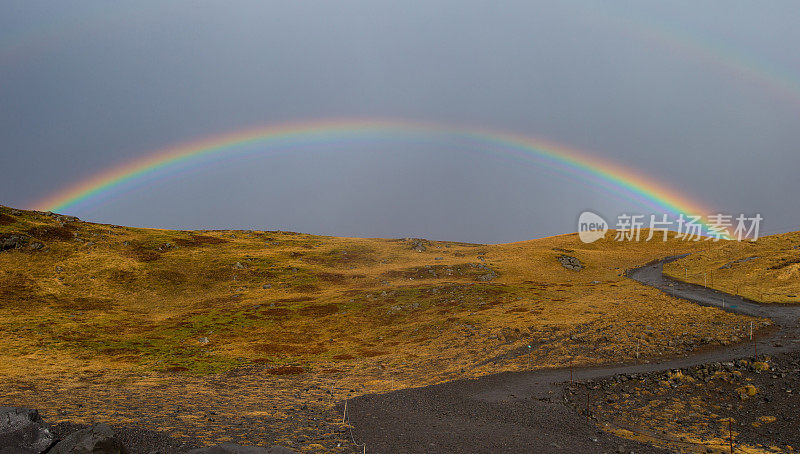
729 418 734 453
528 344 532 368
586 390 590 419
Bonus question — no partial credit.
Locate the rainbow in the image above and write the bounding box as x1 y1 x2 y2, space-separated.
32 118 724 236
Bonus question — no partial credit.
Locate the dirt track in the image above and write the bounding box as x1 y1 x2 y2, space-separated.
344 256 800 453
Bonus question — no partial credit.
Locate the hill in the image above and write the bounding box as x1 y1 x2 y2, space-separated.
0 205 766 450
664 231 800 304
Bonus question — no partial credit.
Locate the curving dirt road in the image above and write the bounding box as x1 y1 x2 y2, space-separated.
344 256 800 453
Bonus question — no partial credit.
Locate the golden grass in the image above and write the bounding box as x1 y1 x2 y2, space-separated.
664 232 800 304
0 205 769 449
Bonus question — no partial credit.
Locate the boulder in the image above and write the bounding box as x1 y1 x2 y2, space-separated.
0 407 56 454
0 235 26 251
48 423 127 454
408 239 427 252
186 443 297 454
557 255 583 271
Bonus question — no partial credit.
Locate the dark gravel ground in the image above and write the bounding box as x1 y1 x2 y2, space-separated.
343 372 671 453
49 421 203 454
343 257 800 453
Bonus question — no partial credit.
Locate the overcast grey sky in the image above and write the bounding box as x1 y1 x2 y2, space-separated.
2 1 799 243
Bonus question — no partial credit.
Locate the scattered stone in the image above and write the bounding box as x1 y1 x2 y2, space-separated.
186 443 297 454
409 239 427 252
0 407 56 454
49 423 127 454
1 235 26 251
720 256 760 269
736 384 758 400
474 263 497 281
557 255 583 271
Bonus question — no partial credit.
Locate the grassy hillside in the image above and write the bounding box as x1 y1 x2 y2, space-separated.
0 205 768 449
664 232 800 304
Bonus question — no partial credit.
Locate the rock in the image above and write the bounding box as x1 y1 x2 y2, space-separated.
409 239 427 252
557 255 583 271
56 266 64 273
1 235 26 251
29 242 44 250
0 407 56 454
11 210 21 216
262 284 271 289
198 337 210 345
48 423 127 454
233 262 245 270
720 256 759 269
186 443 297 454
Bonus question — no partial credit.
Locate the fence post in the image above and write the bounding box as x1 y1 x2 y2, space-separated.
729 417 734 453
586 390 590 419
570 359 573 385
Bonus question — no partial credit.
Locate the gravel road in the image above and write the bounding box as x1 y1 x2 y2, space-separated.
344 256 800 453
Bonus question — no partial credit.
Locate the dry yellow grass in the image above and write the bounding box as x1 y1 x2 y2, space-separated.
0 205 769 449
664 232 800 304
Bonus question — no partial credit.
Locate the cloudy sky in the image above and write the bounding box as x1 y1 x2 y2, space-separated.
2 1 799 243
